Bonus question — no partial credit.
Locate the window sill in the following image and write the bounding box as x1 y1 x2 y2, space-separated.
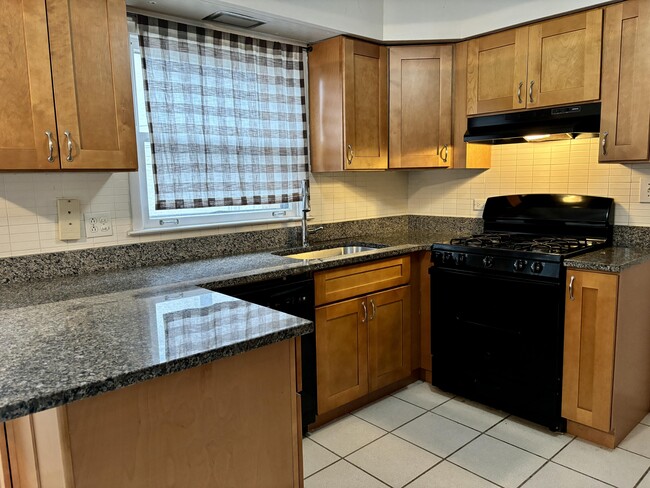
128 217 303 236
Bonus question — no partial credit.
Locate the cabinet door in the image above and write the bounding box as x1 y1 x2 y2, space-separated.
48 0 137 170
316 298 369 414
600 0 650 162
343 39 388 170
389 46 452 168
0 0 58 170
1 424 9 488
562 270 618 432
527 10 602 109
368 286 411 391
466 28 529 115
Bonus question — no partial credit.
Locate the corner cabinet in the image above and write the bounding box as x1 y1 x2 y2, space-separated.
562 262 650 448
309 36 388 171
467 9 602 115
599 0 650 163
388 45 452 168
314 257 412 415
0 0 137 171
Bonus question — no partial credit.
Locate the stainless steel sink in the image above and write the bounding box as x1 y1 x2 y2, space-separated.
281 245 380 260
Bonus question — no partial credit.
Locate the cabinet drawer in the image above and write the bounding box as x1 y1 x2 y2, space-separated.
315 257 410 306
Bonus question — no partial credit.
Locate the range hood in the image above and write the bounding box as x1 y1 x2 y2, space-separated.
464 102 601 144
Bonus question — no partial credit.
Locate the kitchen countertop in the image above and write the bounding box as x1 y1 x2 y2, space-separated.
564 246 650 273
0 231 450 423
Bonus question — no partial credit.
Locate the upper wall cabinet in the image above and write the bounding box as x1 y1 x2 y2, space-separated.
0 0 137 171
388 45 452 169
467 10 603 115
599 0 650 163
309 36 388 172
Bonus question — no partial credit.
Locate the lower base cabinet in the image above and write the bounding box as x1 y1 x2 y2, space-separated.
2 339 303 488
316 285 411 414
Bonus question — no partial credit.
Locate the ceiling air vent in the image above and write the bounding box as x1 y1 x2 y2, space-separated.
202 11 266 29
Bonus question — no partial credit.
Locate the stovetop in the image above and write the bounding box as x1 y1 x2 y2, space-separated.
447 232 606 256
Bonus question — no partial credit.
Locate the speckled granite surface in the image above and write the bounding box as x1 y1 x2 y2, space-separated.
564 247 650 273
614 225 650 249
0 286 311 422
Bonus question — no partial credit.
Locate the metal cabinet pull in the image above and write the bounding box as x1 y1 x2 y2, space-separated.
441 144 449 163
64 131 73 162
517 81 524 104
361 301 367 322
45 131 55 163
529 80 535 103
369 299 376 320
602 131 608 156
346 144 354 165
569 275 576 301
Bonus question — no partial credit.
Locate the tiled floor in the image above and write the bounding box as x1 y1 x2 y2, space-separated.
304 381 650 488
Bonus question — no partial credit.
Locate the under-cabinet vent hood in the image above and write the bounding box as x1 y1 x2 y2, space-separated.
464 102 601 145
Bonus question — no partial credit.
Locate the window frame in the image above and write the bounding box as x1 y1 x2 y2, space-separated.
127 31 306 236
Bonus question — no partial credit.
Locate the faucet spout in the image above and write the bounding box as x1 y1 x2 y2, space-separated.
301 180 323 247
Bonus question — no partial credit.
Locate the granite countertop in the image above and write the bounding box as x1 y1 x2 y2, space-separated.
564 247 650 273
0 231 453 423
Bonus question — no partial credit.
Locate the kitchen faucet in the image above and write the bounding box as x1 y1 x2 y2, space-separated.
301 180 323 248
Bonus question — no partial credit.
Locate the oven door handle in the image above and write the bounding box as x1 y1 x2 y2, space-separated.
569 275 576 301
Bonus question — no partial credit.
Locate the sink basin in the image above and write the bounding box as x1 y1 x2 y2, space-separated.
280 245 380 260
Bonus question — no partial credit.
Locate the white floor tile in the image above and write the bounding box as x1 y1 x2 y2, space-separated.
407 460 500 488
393 412 479 457
392 381 454 410
619 424 650 458
308 415 385 457
637 470 650 488
553 439 650 488
432 398 507 432
354 396 426 431
347 434 441 488
486 416 573 458
302 438 339 478
449 435 546 488
641 413 650 427
521 462 611 488
304 460 387 488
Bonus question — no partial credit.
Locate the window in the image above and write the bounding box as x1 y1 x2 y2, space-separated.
128 15 309 234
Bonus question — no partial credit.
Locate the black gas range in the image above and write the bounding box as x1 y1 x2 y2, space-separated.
429 194 614 431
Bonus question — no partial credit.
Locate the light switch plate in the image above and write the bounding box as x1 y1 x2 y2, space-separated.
473 199 485 211
640 176 650 203
84 212 113 237
57 199 81 240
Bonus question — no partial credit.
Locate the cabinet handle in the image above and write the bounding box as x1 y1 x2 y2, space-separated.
361 301 367 322
346 145 354 165
517 81 524 104
569 275 575 301
602 131 608 156
369 299 376 320
45 131 55 163
529 80 535 103
64 131 73 162
441 144 449 163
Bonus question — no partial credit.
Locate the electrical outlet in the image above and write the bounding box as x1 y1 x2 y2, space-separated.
473 199 485 211
640 176 650 203
57 199 81 240
84 212 113 237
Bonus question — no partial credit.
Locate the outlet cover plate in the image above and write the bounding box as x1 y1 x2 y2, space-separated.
473 199 485 211
57 199 81 240
84 212 113 237
640 176 650 203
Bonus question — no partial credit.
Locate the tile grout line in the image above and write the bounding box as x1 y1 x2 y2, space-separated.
633 466 650 488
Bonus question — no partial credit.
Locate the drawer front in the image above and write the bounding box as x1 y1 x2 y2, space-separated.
315 256 411 306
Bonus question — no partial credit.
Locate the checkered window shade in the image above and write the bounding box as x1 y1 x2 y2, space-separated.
135 15 309 210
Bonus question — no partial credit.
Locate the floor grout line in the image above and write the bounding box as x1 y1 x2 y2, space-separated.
633 466 650 488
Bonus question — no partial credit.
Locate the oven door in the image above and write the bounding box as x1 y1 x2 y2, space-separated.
430 266 565 431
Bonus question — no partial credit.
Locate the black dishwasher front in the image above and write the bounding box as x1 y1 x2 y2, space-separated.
209 273 316 433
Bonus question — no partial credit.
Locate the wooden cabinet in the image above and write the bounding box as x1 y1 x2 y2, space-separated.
388 45 452 168
315 257 412 415
562 263 650 448
0 425 9 488
467 10 602 115
0 0 137 171
599 0 650 162
309 36 388 171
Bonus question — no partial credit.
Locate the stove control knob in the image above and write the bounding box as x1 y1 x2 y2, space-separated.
457 253 467 266
514 259 526 272
531 261 544 273
432 251 443 264
483 256 494 268
443 252 454 264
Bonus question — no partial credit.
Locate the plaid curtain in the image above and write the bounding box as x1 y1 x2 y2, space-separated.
135 15 309 210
